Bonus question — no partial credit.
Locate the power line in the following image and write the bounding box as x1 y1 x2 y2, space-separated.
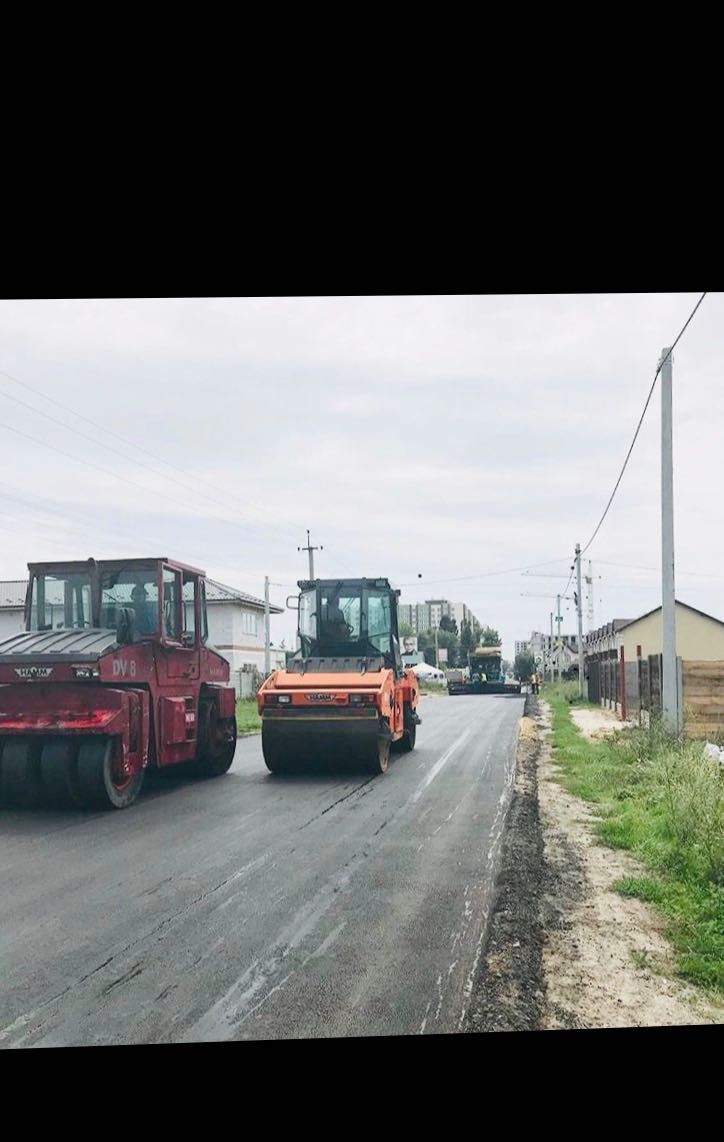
595 558 724 580
0 411 296 550
581 292 707 556
0 366 301 544
398 556 573 589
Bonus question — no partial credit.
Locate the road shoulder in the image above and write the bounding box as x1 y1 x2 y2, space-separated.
465 695 724 1031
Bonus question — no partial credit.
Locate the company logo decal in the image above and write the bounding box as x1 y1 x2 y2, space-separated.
15 666 53 680
306 693 332 701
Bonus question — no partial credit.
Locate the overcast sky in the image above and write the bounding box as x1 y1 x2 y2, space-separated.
0 294 720 660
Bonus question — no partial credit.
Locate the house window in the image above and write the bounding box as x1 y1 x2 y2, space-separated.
241 610 258 636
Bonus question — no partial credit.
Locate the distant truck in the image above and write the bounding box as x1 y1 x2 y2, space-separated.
447 646 521 696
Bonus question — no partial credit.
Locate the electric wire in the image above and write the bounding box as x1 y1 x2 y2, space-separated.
581 292 707 556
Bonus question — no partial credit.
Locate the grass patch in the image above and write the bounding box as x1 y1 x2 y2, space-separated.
236 697 261 734
545 686 724 995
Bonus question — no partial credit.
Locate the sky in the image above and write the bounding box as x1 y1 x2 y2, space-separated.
0 294 721 662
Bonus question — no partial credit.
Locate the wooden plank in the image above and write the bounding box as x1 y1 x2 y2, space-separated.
684 702 724 715
683 686 721 698
683 662 724 677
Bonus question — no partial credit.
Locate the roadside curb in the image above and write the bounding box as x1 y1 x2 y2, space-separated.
464 693 546 1032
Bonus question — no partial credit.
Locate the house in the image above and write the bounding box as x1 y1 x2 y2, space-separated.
586 602 724 667
0 582 28 642
0 575 285 695
203 579 285 688
585 600 724 727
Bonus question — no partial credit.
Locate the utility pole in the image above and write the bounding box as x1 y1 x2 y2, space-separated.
575 543 584 698
549 611 554 682
585 560 596 632
264 575 271 675
298 529 323 580
263 576 285 676
660 347 678 732
434 622 439 668
555 594 562 679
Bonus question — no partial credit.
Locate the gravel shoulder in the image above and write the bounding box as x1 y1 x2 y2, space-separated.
465 695 724 1031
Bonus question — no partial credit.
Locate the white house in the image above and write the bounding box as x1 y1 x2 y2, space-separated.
204 579 285 690
0 582 28 642
0 576 285 695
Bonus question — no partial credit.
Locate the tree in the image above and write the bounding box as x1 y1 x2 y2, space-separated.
501 659 511 676
418 627 459 667
399 620 415 638
439 614 458 636
479 625 501 647
460 619 475 660
514 651 536 681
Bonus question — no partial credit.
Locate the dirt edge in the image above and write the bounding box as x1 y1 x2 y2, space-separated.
464 693 545 1032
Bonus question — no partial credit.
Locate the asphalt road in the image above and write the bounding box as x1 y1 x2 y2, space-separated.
0 693 524 1046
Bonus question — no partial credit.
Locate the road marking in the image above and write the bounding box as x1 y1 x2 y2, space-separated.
411 729 473 803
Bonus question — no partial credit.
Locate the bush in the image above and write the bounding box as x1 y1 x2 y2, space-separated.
546 688 724 993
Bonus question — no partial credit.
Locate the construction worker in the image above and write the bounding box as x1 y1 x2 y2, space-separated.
321 594 351 642
131 581 156 635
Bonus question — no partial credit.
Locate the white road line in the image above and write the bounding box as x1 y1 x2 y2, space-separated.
411 728 473 803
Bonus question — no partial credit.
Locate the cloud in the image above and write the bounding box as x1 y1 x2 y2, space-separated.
0 293 721 660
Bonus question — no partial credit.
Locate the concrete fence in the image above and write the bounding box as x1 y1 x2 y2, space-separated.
586 650 724 739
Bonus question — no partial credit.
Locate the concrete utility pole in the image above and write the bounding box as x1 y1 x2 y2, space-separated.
550 611 554 682
585 560 596 632
264 575 271 675
575 543 584 698
298 529 323 580
555 594 563 679
660 347 678 732
434 623 439 668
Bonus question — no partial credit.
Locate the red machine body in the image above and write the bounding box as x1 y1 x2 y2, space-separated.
0 557 237 809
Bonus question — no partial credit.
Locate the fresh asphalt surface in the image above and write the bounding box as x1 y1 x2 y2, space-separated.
0 693 524 1046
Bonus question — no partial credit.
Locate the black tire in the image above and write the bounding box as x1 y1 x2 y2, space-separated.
261 722 291 774
197 701 237 778
368 736 391 775
76 737 144 810
393 710 417 754
40 738 81 807
0 737 43 807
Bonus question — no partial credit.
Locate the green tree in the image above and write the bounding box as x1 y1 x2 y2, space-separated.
419 627 459 667
514 651 536 681
439 614 458 636
460 619 475 660
399 620 415 638
479 625 501 647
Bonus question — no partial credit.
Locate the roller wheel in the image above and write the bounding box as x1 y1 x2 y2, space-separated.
76 737 144 810
368 736 391 775
197 701 237 778
40 738 81 807
0 737 43 807
400 720 416 752
262 723 291 774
